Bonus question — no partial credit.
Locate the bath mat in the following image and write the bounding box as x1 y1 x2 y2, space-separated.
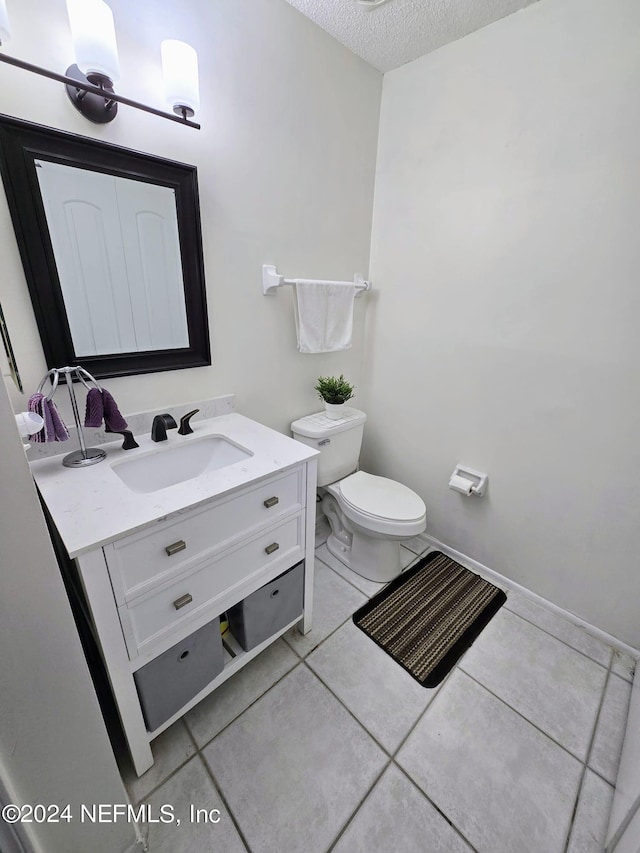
352 551 506 687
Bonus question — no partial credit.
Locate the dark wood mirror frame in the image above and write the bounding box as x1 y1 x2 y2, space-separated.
0 114 210 378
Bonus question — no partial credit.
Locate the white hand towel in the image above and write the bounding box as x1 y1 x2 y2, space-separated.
293 281 356 353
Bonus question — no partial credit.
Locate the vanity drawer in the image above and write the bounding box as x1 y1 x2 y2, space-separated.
106 466 304 603
119 513 304 658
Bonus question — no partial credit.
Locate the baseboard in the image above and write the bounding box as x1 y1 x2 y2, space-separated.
423 535 640 659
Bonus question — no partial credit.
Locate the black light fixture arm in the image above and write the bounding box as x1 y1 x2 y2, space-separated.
0 52 200 129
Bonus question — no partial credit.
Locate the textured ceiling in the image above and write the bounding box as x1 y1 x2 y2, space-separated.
283 0 540 72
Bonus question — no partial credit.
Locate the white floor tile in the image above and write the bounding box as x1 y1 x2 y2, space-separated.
505 590 612 666
203 665 387 853
402 533 432 556
306 620 438 753
120 719 196 804
397 670 583 853
143 756 247 853
589 673 633 785
400 545 416 569
284 560 367 657
460 607 608 759
333 764 473 852
315 543 385 598
184 640 299 747
566 770 615 853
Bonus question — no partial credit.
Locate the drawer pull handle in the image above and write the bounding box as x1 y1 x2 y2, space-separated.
165 540 186 557
263 496 279 508
173 593 193 610
264 542 280 555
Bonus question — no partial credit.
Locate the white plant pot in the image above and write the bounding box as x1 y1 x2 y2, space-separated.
325 402 346 420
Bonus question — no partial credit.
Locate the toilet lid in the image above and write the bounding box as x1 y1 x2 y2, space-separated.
340 471 425 522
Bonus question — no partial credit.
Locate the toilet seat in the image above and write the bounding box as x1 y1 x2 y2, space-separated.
340 471 425 522
327 471 426 537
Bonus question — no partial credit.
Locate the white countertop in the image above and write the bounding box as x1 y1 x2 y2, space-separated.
31 413 318 558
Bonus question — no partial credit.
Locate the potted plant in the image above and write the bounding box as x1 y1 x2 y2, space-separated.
315 374 355 419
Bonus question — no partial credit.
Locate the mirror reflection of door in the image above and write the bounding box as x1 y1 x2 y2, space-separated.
35 160 189 357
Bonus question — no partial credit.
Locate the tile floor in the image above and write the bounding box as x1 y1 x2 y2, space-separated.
118 533 637 853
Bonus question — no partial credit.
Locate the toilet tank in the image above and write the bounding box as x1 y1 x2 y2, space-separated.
291 408 367 487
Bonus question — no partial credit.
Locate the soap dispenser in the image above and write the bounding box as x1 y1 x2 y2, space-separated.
15 411 44 451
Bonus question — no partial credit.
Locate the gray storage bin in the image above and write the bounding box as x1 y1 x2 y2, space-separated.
229 561 304 651
134 619 223 732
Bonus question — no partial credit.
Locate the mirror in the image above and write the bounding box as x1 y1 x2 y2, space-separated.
0 114 210 378
0 301 23 393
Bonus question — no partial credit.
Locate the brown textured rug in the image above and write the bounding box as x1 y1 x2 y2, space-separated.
353 551 506 687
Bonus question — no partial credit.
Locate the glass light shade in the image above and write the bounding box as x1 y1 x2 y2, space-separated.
0 0 11 45
161 40 199 116
66 0 120 83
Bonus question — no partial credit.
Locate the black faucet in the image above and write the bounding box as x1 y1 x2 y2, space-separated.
151 413 177 442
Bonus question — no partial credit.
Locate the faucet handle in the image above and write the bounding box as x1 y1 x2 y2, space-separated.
178 409 200 436
105 426 139 450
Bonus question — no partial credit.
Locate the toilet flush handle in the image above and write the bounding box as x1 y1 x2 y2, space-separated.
318 439 331 446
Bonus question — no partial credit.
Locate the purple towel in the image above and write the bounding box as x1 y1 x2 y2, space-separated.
84 387 104 428
28 393 69 442
28 393 47 442
102 389 128 431
48 399 70 441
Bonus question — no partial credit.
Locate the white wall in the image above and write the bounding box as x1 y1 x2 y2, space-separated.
364 0 640 646
0 377 136 853
0 0 381 431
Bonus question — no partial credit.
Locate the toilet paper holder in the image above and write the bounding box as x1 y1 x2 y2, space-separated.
449 464 488 497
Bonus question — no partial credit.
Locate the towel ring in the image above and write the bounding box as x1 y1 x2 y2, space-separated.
76 366 102 392
37 368 59 401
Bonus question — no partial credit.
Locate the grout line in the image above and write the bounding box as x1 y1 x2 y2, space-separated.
198 753 253 853
459 667 601 766
389 672 454 757
301 659 393 759
325 758 394 852
189 658 303 751
562 648 615 853
392 761 480 852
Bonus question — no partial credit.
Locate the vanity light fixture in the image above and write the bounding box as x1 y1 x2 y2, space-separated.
161 40 200 121
0 0 200 129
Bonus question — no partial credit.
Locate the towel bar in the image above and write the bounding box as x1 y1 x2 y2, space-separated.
262 265 371 297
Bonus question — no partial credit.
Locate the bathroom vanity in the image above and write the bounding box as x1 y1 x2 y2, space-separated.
30 413 318 776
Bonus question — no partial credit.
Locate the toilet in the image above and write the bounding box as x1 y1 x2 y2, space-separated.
291 408 426 582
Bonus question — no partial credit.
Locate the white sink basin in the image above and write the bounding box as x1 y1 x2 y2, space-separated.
111 435 253 493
